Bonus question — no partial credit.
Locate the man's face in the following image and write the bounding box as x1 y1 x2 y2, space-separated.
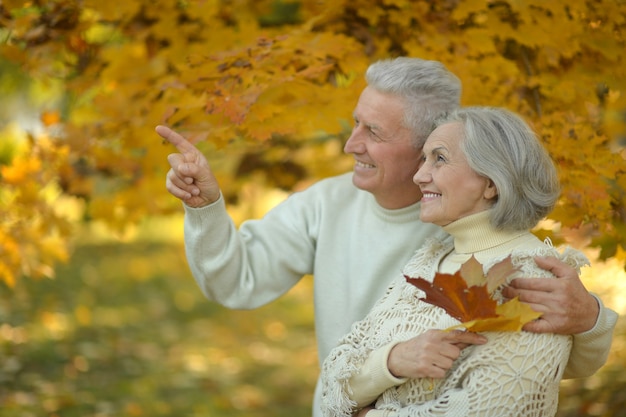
344 87 423 209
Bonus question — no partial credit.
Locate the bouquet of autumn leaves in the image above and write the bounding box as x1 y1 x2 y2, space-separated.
405 256 541 332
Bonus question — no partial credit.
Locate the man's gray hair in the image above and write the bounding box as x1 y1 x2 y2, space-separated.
365 57 462 148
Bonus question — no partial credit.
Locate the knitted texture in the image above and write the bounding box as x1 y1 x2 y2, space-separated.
321 235 589 417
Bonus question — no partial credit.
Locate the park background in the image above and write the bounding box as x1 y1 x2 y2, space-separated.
1 0 626 416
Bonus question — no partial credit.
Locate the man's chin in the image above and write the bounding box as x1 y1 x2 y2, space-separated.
350 173 373 192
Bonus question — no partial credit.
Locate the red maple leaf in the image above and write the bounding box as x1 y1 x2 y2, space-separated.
405 271 498 323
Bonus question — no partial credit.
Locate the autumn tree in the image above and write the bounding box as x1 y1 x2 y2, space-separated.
1 0 625 286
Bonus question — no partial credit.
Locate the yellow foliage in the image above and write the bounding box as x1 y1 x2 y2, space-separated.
0 0 625 280
1 156 41 184
0 129 74 284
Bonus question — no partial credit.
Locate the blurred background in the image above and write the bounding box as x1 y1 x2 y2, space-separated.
1 1 625 416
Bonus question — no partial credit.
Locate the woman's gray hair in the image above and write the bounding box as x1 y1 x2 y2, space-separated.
365 57 461 149
437 106 560 231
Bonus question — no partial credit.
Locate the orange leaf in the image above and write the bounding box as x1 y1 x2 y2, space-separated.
405 269 498 323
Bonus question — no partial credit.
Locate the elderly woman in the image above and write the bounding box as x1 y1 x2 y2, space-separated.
320 107 591 417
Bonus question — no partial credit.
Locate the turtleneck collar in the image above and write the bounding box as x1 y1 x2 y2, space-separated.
369 193 423 223
442 210 527 254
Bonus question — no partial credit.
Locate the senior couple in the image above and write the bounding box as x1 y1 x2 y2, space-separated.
157 57 617 416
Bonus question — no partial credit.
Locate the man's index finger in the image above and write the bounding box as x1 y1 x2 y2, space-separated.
155 125 196 154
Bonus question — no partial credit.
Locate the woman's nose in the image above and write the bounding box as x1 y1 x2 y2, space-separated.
413 164 429 185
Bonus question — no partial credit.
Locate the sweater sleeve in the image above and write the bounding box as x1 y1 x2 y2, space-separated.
183 191 316 309
563 294 618 379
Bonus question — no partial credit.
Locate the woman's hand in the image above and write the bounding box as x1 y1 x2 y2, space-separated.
354 405 375 416
387 329 487 379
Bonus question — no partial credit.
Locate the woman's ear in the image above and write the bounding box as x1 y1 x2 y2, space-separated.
484 179 498 200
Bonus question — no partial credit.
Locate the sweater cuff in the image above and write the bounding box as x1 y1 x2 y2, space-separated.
365 410 388 417
349 342 408 407
369 341 409 384
574 294 617 339
565 293 618 379
183 193 227 224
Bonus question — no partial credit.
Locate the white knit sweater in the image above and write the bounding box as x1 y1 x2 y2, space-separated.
321 211 590 417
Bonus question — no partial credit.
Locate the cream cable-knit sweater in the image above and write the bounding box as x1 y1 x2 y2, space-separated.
321 211 591 417
182 173 617 417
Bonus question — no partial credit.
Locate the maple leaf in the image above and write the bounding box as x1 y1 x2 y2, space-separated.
405 256 541 332
406 269 497 323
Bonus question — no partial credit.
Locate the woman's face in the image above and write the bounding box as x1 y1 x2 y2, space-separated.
413 122 497 226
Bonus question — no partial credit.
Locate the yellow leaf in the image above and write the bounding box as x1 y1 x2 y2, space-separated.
449 298 542 333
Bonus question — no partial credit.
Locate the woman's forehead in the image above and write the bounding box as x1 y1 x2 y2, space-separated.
424 122 464 148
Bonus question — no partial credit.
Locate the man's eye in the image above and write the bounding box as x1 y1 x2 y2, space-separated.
368 128 384 141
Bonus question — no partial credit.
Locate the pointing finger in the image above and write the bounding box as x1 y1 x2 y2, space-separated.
155 125 197 154
447 330 487 345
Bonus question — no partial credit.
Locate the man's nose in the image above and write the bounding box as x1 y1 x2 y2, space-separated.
344 128 365 154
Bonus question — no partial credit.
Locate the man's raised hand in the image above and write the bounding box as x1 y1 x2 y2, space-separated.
156 125 221 208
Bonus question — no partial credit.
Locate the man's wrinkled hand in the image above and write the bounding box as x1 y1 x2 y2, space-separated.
502 256 599 335
156 125 221 208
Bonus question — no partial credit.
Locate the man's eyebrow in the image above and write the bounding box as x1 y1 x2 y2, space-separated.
367 122 382 131
358 118 383 135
